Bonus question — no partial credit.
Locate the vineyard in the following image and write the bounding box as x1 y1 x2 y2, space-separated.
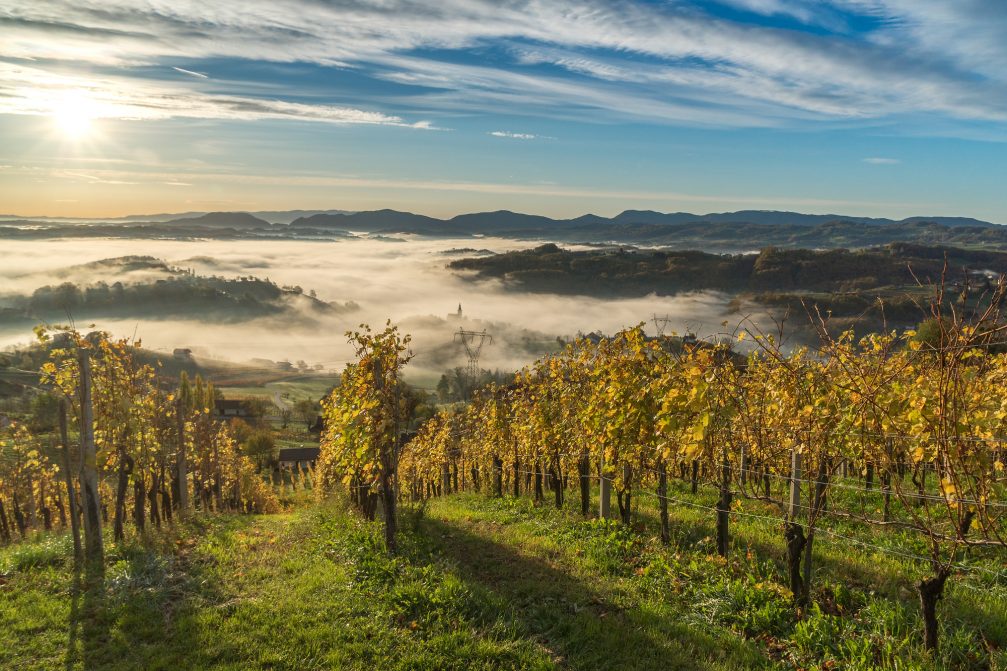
315 308 1007 666
3 310 1007 669
0 329 278 567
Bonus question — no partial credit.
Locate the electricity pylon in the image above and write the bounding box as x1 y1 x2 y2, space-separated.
454 328 493 380
652 313 674 338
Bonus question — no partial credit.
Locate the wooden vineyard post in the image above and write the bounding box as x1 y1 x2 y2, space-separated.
59 400 82 562
599 451 612 520
441 463 451 495
785 449 806 605
578 449 591 516
619 463 633 524
175 397 189 515
77 348 104 566
788 450 801 521
802 458 829 605
493 455 503 497
716 453 731 557
658 460 670 544
533 461 544 503
739 444 747 485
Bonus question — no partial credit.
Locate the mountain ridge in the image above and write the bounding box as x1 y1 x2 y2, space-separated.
287 208 998 231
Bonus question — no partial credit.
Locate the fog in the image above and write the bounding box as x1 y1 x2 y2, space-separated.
0 236 765 385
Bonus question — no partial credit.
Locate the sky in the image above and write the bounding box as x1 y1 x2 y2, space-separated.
1 1 1006 221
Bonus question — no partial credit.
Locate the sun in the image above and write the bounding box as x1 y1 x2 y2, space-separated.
51 90 98 139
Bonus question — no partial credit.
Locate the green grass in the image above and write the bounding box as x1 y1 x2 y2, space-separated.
219 375 339 403
1 489 1004 670
0 508 555 670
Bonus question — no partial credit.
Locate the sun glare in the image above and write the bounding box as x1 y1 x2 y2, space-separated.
51 90 98 139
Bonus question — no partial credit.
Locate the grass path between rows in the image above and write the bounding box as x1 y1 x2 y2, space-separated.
1 491 1003 670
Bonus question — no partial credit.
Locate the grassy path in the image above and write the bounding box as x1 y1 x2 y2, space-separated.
1 493 1003 670
419 500 771 670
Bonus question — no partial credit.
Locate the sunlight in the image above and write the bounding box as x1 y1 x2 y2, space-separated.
50 89 98 139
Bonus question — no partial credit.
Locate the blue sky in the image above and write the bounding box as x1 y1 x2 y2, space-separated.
1 0 1006 220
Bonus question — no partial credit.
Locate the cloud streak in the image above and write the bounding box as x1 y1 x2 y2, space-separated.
171 66 208 79
489 131 544 140
23 163 925 211
0 62 433 127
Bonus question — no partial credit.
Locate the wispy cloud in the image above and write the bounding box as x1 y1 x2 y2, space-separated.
0 62 434 128
863 157 901 164
171 66 208 79
14 163 925 211
489 131 544 140
55 169 138 185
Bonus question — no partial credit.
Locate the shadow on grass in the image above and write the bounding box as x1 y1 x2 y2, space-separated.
63 522 234 671
418 515 770 671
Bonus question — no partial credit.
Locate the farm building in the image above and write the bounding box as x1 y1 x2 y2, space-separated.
278 447 320 468
214 399 253 419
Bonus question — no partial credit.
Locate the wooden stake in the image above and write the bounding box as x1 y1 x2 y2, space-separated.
78 347 104 565
175 397 189 514
59 400 82 562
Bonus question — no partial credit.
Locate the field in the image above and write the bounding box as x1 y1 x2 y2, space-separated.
2 485 1004 671
216 374 340 404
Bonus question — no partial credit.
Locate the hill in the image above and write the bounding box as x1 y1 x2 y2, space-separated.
0 256 356 328
451 242 1006 335
610 210 995 228
289 209 443 232
450 242 1007 296
162 212 273 228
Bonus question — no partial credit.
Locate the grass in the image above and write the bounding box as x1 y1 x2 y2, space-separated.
218 375 339 403
0 509 555 670
0 488 1004 670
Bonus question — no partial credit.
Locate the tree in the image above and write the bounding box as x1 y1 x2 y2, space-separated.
294 398 317 431
243 430 276 469
28 393 60 433
278 406 292 429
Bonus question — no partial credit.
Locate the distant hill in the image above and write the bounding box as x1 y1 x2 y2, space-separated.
450 242 1007 337
2 208 1003 249
610 210 995 228
288 208 999 238
162 212 273 228
448 210 570 230
0 256 357 328
289 209 443 231
0 209 355 225
451 242 1007 296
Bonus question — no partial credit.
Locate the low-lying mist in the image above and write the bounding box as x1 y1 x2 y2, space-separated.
0 236 768 384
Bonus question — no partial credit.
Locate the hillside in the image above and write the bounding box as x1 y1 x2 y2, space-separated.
450 242 1006 334
450 242 1006 296
161 212 273 229
0 256 356 327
